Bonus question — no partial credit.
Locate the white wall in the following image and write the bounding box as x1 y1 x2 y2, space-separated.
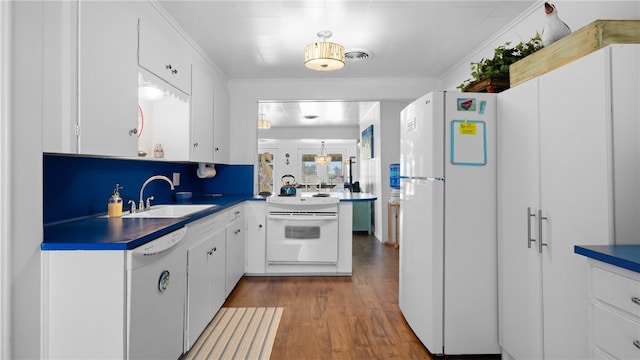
358 104 382 239
258 139 357 193
0 2 8 358
378 101 407 242
441 1 640 91
5 2 44 359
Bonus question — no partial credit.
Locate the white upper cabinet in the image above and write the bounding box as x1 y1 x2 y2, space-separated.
190 57 215 163
78 1 139 157
49 1 138 157
42 1 218 161
138 16 191 96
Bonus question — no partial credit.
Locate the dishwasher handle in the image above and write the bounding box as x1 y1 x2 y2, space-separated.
131 227 187 256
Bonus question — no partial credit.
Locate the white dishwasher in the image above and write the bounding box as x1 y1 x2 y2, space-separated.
126 227 187 360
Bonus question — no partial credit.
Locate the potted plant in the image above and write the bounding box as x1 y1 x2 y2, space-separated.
458 33 543 93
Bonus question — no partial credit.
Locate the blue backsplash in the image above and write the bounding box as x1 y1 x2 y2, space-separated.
44 154 254 224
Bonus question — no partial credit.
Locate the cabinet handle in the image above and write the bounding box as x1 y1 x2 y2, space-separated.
632 297 640 306
258 224 263 228
235 229 241 235
527 207 537 248
538 210 548 253
129 128 138 136
166 64 172 70
193 142 199 148
172 69 178 75
634 340 640 350
215 147 220 151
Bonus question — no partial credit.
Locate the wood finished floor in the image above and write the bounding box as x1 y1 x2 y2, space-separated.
223 234 500 360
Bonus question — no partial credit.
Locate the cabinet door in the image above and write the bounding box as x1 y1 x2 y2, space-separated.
186 227 226 350
42 1 78 154
77 1 138 157
190 58 215 163
138 17 191 95
538 48 613 359
497 79 544 359
209 231 226 313
213 102 230 164
225 206 245 297
245 202 266 274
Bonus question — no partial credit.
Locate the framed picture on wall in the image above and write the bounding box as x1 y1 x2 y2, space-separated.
361 125 374 159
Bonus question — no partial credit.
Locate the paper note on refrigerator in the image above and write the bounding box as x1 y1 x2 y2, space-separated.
450 120 487 166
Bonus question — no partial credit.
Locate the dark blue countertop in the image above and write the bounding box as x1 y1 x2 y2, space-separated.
42 195 251 251
574 245 640 273
42 193 377 251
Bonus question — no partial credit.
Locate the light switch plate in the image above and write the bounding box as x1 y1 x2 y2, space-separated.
172 172 180 186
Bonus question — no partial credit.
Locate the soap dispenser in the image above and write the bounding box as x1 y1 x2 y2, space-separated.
108 184 123 217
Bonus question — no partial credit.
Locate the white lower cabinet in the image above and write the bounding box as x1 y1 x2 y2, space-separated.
225 205 245 297
498 45 640 359
245 201 267 274
185 213 227 351
589 262 640 359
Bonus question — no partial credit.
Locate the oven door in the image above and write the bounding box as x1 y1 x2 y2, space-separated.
266 212 338 264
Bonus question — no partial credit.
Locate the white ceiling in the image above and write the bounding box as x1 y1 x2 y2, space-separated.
158 0 538 127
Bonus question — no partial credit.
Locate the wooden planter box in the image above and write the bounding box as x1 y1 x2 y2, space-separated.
510 20 640 87
465 75 510 93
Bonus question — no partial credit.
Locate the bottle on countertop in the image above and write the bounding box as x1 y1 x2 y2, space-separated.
153 144 164 158
108 184 123 218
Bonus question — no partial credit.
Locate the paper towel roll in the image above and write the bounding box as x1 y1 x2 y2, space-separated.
197 163 216 178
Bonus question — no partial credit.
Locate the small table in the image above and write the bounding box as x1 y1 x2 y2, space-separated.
386 202 399 249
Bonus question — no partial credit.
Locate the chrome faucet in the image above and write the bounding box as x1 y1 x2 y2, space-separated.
138 175 174 211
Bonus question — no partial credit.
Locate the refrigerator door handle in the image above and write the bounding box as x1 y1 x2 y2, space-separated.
538 209 549 253
527 207 537 248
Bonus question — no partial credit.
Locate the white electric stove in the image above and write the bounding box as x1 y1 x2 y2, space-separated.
265 194 340 265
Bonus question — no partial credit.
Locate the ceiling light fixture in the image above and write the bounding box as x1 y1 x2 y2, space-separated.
304 31 345 71
257 113 271 129
315 141 332 166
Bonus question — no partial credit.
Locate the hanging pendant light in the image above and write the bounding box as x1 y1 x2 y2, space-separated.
304 31 345 71
257 113 271 129
315 141 332 165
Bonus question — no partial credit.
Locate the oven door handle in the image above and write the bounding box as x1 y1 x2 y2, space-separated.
268 214 338 221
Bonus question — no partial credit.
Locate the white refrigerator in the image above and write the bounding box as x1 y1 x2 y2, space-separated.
399 90 499 355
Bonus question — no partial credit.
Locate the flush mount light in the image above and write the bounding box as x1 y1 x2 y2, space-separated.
304 31 345 71
315 141 332 165
303 115 319 120
257 113 271 129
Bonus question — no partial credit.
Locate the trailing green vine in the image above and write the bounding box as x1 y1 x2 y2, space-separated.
458 33 543 92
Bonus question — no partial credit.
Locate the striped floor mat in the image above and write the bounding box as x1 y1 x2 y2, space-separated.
183 307 283 360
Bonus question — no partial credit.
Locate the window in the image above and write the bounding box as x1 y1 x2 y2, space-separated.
301 153 343 185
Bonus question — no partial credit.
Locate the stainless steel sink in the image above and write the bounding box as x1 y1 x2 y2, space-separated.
122 204 216 218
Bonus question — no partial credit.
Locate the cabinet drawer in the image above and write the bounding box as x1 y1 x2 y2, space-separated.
594 304 640 360
593 266 640 317
228 206 243 223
